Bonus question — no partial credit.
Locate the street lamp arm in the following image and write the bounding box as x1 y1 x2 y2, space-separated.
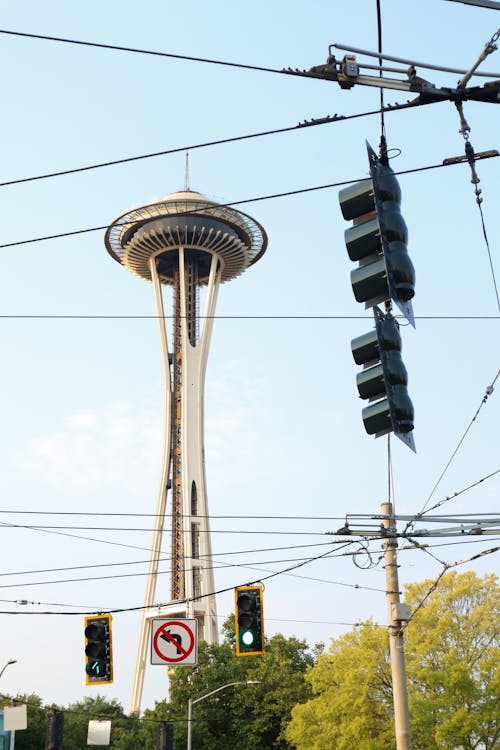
187 680 259 749
191 681 245 706
0 660 17 681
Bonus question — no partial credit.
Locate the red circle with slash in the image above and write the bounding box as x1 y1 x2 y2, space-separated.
153 620 195 663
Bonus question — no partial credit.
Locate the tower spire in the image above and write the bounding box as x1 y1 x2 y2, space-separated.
184 151 190 192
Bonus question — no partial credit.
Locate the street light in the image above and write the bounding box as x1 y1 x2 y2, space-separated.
187 680 260 750
0 660 17 681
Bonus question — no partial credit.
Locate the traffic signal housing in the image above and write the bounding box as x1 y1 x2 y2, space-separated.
352 306 415 451
84 614 113 685
45 711 64 750
234 585 265 656
339 142 415 327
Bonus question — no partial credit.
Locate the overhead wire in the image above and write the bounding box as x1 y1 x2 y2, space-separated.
398 543 500 634
0 540 340 579
405 371 500 536
1 533 498 584
0 542 387 592
1 532 498 594
0 314 496 320
1 156 498 251
0 105 410 190
0 539 364 613
419 467 500 518
0 28 295 76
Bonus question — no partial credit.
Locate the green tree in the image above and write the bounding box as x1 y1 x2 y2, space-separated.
0 693 149 749
285 571 499 750
0 693 46 750
62 695 136 749
405 571 499 749
146 615 318 749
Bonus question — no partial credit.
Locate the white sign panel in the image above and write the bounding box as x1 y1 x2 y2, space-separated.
151 618 198 665
87 719 111 746
4 705 27 731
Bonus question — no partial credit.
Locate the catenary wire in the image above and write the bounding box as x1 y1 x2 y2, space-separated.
0 543 387 592
0 28 296 75
399 544 500 633
2 534 498 583
0 541 338 578
0 539 363 613
2 534 498 593
0 105 414 189
418 468 500 518
405 371 500 537
0 314 497 320
1 155 498 251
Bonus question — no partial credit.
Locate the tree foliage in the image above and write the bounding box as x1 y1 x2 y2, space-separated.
1 617 316 748
286 571 499 750
146 615 318 749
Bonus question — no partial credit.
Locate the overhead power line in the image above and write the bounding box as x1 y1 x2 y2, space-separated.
0 28 290 75
1 156 496 251
0 106 404 189
413 371 500 525
445 0 500 9
0 314 497 320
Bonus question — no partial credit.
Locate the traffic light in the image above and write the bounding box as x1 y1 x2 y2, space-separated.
339 141 415 327
234 585 265 656
157 722 174 750
84 614 113 685
352 306 415 451
45 711 64 750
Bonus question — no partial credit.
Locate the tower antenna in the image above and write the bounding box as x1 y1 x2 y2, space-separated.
184 151 190 192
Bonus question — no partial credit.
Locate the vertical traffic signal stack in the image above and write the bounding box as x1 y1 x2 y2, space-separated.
352 307 415 450
234 585 265 656
84 613 113 685
339 141 415 325
339 142 416 450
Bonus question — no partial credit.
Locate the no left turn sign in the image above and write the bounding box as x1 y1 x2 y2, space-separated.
151 618 198 665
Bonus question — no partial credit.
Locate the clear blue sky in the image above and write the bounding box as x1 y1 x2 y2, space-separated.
0 0 498 713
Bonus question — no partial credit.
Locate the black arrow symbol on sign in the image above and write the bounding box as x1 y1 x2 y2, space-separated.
160 630 183 655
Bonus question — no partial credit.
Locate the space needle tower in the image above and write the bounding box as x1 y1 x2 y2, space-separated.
105 177 267 714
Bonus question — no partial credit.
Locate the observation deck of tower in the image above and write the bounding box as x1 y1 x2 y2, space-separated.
105 188 267 714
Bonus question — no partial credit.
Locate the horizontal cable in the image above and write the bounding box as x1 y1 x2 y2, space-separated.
1 156 491 250
0 314 497 320
0 28 289 75
0 107 399 189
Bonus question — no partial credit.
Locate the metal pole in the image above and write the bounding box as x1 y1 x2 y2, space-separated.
187 698 193 750
381 502 412 750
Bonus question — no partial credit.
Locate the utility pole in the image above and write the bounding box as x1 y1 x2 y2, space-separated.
381 501 413 750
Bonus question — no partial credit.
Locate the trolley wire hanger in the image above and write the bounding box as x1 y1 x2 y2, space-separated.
283 34 500 106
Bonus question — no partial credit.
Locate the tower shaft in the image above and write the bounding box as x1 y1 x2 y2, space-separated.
128 250 219 715
105 189 267 716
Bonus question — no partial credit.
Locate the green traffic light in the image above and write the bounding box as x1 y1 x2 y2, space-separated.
85 660 103 676
240 630 255 647
84 614 114 684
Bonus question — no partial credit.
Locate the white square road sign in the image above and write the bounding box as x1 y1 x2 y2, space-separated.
151 618 198 665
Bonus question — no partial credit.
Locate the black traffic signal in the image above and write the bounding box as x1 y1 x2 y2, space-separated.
352 306 415 451
45 711 64 750
234 585 265 656
339 142 415 327
157 722 174 750
84 614 113 685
